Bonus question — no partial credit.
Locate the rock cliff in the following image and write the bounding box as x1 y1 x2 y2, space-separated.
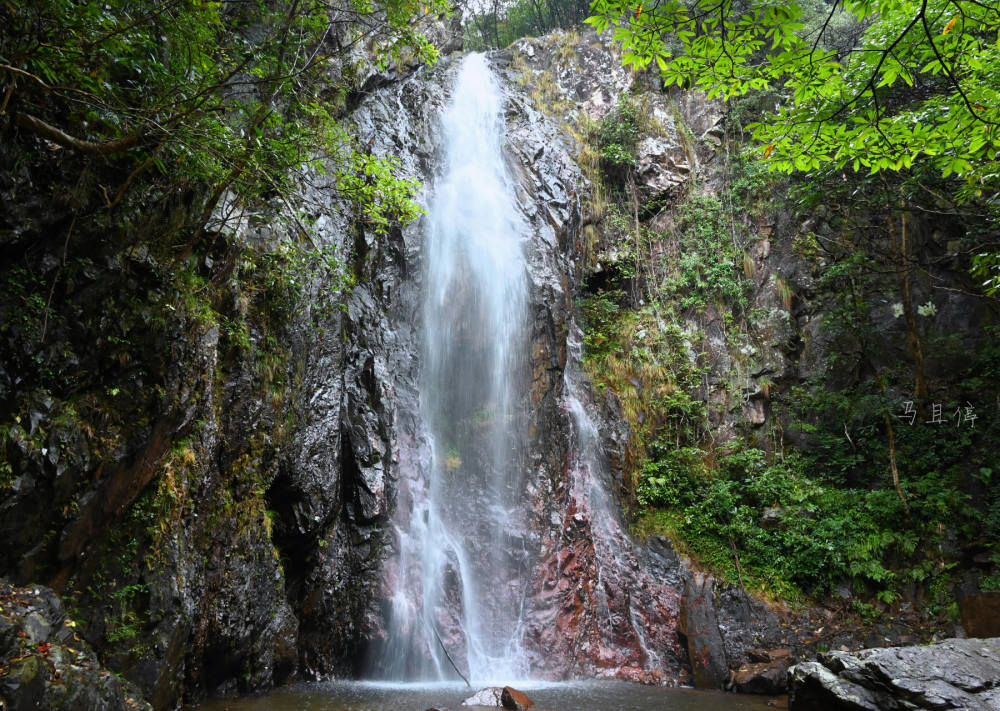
2 16 998 711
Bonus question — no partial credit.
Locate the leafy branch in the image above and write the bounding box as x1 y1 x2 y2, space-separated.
586 0 1000 202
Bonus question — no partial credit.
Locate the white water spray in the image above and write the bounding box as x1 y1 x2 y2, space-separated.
378 53 530 683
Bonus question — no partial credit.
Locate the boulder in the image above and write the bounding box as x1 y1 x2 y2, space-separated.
728 658 793 694
789 638 1000 710
748 647 792 663
21 611 52 644
461 686 535 709
463 687 505 706
789 661 881 711
501 686 535 710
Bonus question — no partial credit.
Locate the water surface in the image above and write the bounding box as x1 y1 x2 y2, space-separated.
194 680 783 711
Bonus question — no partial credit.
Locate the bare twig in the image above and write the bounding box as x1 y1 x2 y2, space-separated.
0 81 14 116
883 409 911 519
40 213 77 343
0 63 102 100
431 624 471 687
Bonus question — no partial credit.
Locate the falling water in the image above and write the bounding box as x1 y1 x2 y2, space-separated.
560 331 664 675
377 53 530 683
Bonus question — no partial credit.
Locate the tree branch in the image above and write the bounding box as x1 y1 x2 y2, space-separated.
80 0 186 51
823 9 923 124
922 0 999 127
431 623 471 687
0 63 105 101
15 111 141 155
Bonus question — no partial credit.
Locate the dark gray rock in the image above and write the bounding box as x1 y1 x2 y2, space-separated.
789 661 881 711
0 581 152 711
2 655 47 711
21 611 52 644
728 658 793 694
789 638 1000 710
679 571 729 689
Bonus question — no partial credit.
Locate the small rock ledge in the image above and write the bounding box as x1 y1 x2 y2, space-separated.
789 638 1000 710
0 581 151 711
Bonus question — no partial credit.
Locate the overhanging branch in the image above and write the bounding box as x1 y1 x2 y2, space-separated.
15 112 141 155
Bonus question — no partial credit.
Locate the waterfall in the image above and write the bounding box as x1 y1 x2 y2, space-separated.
377 53 530 683
560 333 663 675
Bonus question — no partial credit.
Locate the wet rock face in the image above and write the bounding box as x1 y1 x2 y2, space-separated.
347 57 464 668
502 30 708 208
679 572 729 689
284 59 459 679
789 638 1000 710
0 56 439 710
0 31 706 702
0 242 305 707
496 57 689 682
349 45 690 683
0 581 152 711
522 507 686 684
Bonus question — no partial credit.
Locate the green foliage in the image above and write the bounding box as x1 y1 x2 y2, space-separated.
106 582 148 643
579 289 624 358
1 0 439 239
465 0 592 49
636 445 705 507
982 566 1000 593
586 0 1000 204
660 194 752 311
727 146 779 218
596 99 641 183
580 109 999 608
636 443 965 599
758 324 1000 601
972 251 1000 297
238 240 354 324
578 135 759 507
581 295 709 453
336 148 426 234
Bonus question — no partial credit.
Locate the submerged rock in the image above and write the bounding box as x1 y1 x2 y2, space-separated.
788 638 1000 710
